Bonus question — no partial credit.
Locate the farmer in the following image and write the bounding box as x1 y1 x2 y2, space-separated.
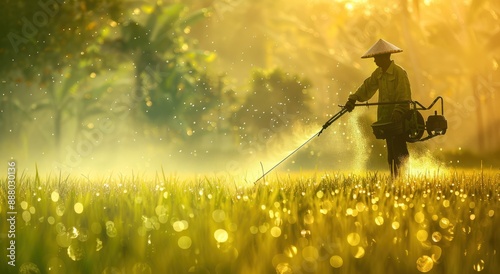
344 39 412 177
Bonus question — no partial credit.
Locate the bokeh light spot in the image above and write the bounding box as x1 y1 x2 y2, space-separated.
414 212 425 223
330 255 343 268
214 229 229 243
51 191 60 202
347 233 360 246
270 226 282 238
416 255 434 272
212 209 226 223
417 230 429 242
74 203 84 214
178 236 192 249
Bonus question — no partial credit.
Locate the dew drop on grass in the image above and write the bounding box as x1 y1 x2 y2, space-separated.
488 210 495 217
178 236 192 249
284 245 298 258
214 229 228 243
431 232 442 242
106 221 118 238
347 233 360 246
473 259 485 272
330 255 343 268
22 211 31 223
51 191 60 202
74 203 84 214
375 216 384 226
212 209 226 223
417 230 428 242
270 226 282 237
353 246 365 258
392 221 400 230
414 212 425 223
250 226 259 234
56 204 65 216
173 220 188 232
439 218 450 229
442 200 450 207
416 255 434 272
47 216 55 225
67 243 83 261
21 201 28 210
302 246 319 262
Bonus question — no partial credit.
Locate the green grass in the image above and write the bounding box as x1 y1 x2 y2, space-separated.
1 171 499 274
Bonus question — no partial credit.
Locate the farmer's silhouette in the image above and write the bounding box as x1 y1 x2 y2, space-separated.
344 39 412 177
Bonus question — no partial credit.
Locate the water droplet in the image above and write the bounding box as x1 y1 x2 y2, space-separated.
178 236 192 249
212 209 226 223
347 233 361 246
51 191 60 202
439 218 450 229
416 255 433 272
214 229 228 243
417 230 428 242
22 211 31 223
330 255 343 268
74 203 84 214
106 221 118 238
21 201 28 210
353 246 365 258
414 212 425 223
473 259 485 272
271 226 282 238
375 216 384 226
56 204 66 217
302 246 319 262
431 232 442 242
392 221 400 230
67 243 83 261
173 220 189 232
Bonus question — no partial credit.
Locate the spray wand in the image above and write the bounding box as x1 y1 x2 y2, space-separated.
253 105 349 185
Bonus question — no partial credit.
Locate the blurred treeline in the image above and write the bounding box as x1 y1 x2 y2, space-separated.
1 0 499 172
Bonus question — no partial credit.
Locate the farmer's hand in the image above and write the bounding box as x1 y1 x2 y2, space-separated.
391 111 403 123
345 99 356 112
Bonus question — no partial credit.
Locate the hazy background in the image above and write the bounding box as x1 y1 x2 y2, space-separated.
1 0 499 178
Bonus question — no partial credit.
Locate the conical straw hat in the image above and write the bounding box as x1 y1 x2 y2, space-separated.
361 39 403 58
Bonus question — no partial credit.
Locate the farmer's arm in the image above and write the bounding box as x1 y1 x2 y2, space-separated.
349 69 379 102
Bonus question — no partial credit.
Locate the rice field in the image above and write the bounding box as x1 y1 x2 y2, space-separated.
1 170 499 274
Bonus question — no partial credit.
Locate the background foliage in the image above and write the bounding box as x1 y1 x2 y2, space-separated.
1 0 499 175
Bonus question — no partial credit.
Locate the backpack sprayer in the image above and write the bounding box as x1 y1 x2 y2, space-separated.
253 96 447 184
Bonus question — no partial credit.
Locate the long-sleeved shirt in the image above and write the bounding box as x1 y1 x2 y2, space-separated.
348 60 412 122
